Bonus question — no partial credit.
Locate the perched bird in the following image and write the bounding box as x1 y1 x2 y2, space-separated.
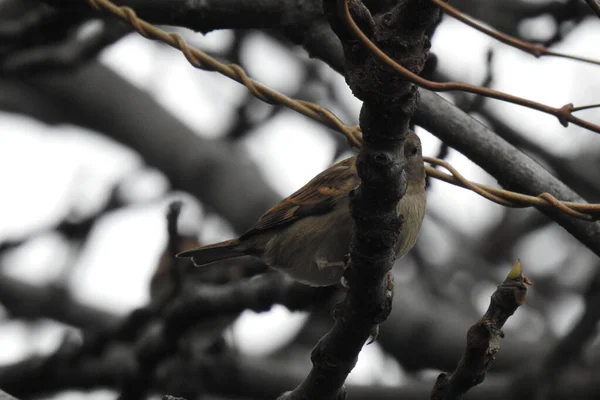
177 131 426 287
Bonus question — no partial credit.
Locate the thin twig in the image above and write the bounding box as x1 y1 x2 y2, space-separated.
424 159 600 220
339 0 600 134
84 0 600 221
431 0 600 66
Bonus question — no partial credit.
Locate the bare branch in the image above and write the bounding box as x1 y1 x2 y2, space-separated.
0 18 130 74
164 272 333 337
0 273 119 330
277 1 439 398
431 261 531 400
413 89 600 260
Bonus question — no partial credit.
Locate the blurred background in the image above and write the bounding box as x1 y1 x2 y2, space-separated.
1 0 600 399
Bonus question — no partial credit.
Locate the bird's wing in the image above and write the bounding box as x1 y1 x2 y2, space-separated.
241 156 359 238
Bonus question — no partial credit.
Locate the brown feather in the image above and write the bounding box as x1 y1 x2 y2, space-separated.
240 157 359 238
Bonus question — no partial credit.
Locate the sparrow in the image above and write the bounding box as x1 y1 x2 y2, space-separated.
177 131 426 287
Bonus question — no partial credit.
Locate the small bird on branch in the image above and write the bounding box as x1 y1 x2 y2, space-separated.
178 131 426 287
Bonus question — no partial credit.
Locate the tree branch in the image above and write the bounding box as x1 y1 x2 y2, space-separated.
413 89 600 260
0 18 130 74
431 261 531 400
377 276 549 372
0 273 119 330
276 1 439 398
164 272 333 338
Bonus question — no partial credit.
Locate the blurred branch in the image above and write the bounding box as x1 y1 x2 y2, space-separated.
0 273 119 330
118 271 333 400
0 61 280 232
0 2 55 39
0 339 134 397
164 272 333 338
450 0 589 41
583 0 600 18
0 270 332 399
479 208 549 261
3 343 600 400
377 277 548 372
105 0 325 34
432 0 600 66
149 200 196 306
535 266 600 399
3 19 129 74
431 262 531 400
40 0 591 68
0 0 121 74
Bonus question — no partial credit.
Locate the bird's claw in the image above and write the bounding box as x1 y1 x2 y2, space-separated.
367 325 379 345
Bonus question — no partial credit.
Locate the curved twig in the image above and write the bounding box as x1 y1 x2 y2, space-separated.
339 0 600 134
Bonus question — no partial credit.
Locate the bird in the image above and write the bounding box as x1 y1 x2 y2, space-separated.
177 131 426 287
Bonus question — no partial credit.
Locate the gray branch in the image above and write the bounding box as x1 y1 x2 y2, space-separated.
413 89 600 259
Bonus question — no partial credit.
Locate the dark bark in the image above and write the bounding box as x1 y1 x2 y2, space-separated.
0 273 119 330
3 347 600 400
377 277 548 372
276 1 440 399
164 272 334 338
431 263 530 400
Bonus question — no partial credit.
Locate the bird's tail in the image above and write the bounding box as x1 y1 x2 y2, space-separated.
176 239 244 266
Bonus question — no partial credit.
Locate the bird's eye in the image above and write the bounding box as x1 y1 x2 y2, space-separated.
411 147 418 156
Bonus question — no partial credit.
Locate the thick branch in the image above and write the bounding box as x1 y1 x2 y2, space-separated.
276 1 439 399
413 89 600 259
0 273 119 330
164 272 333 338
3 346 600 400
39 0 327 38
